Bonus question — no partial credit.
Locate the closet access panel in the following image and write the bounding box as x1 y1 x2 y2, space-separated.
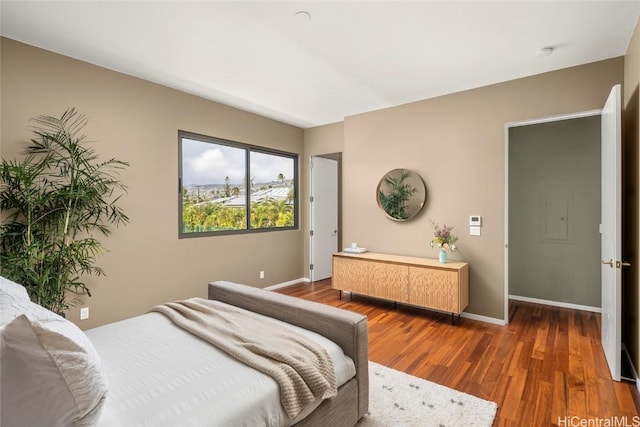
331 252 469 317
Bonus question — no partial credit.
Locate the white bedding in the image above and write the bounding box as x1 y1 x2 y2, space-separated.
86 309 355 427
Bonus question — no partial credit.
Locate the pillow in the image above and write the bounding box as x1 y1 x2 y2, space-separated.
0 282 60 327
0 275 30 301
1 314 108 426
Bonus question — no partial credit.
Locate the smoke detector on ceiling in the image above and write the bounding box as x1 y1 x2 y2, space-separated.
294 11 311 21
536 47 554 57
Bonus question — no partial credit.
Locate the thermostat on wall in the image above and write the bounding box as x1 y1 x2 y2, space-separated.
470 215 482 236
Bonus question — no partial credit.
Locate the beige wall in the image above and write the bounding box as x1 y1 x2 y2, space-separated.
0 38 305 328
305 58 623 321
624 19 640 375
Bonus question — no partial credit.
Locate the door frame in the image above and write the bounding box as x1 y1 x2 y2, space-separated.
503 109 601 324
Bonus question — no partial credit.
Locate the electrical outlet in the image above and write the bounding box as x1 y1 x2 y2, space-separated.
80 307 89 320
260 271 265 279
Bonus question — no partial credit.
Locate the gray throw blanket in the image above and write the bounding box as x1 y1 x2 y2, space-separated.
151 298 337 419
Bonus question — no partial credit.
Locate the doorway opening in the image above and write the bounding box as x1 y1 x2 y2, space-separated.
506 86 627 383
504 110 602 324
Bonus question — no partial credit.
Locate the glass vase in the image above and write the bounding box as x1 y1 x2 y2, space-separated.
439 249 447 263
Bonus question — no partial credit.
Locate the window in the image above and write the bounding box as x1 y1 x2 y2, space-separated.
179 131 298 237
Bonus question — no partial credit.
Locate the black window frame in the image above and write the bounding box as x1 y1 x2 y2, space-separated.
178 130 299 238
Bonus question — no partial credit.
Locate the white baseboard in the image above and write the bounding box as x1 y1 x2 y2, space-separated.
624 348 640 395
460 312 506 326
622 344 640 389
265 278 309 291
509 294 601 313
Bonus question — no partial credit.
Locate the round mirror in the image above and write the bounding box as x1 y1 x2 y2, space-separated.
376 169 426 221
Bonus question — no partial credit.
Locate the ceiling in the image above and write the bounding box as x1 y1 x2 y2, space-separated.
2 1 639 129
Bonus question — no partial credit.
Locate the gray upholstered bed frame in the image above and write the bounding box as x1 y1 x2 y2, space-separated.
208 281 369 427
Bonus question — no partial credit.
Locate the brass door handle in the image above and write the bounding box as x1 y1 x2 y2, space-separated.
602 259 631 268
602 259 615 268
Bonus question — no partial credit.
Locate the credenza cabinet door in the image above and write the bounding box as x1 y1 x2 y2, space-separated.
408 267 459 313
332 256 369 294
368 263 409 303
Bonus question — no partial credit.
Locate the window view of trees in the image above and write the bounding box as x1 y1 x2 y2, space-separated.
179 132 297 236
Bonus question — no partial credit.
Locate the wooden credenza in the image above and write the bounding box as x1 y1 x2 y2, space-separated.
332 252 469 317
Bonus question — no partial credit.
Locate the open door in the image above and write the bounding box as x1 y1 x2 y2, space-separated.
601 84 623 381
310 156 338 281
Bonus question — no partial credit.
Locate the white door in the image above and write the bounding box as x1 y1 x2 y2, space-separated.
601 84 622 381
310 156 338 281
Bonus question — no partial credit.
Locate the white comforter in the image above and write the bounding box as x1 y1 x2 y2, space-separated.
86 310 355 427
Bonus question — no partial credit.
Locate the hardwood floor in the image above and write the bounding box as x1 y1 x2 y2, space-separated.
276 279 639 426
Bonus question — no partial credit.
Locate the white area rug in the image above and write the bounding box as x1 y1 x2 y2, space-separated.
358 362 498 427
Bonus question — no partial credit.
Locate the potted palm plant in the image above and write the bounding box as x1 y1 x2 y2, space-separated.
0 108 129 315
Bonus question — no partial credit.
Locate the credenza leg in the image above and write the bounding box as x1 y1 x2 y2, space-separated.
450 313 461 325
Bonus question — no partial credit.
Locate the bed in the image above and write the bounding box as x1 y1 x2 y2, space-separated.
0 278 369 426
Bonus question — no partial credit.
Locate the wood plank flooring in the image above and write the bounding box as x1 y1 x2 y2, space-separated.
276 279 639 426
